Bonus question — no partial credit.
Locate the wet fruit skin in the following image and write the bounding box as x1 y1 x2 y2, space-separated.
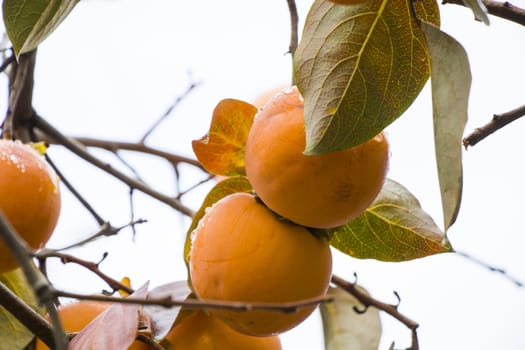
35 301 150 350
190 192 332 337
244 86 389 229
0 140 61 272
164 310 282 349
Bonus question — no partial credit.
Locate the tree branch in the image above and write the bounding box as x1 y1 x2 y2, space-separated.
32 113 196 218
0 281 55 349
34 250 135 295
53 290 333 314
2 50 36 141
286 0 299 58
73 137 203 170
140 81 200 143
0 213 67 350
331 274 420 350
443 0 525 27
456 250 524 287
0 54 15 74
463 104 525 148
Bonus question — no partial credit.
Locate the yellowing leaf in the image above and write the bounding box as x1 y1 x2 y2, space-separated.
3 0 79 57
192 99 258 176
118 276 132 297
329 179 452 261
321 286 381 350
422 22 471 231
183 176 253 273
0 268 45 350
294 0 440 154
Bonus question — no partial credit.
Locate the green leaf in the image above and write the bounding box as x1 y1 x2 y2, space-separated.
0 268 45 350
329 179 453 261
320 286 381 350
183 176 253 274
422 22 471 231
294 0 440 154
2 0 79 57
462 0 490 25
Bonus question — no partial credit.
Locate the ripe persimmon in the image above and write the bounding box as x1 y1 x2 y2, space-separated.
35 301 150 350
0 140 61 272
189 192 332 336
244 86 389 229
164 310 282 349
252 85 287 109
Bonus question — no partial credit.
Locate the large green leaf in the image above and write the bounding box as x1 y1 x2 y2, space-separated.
0 268 44 350
294 0 440 154
321 286 381 350
422 22 471 231
3 0 79 57
329 179 452 261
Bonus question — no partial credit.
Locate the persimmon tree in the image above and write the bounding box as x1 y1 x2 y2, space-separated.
0 1 524 349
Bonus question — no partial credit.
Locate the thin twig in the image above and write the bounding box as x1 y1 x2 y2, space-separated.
34 250 135 295
456 250 524 287
463 104 525 148
53 290 333 314
45 153 106 226
33 113 195 218
0 213 67 350
286 0 299 58
140 81 200 143
443 0 525 27
0 54 15 74
72 137 203 170
0 281 55 348
54 219 146 251
331 274 420 350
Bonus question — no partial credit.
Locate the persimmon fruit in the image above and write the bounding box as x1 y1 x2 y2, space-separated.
244 86 389 229
0 140 61 272
164 310 282 349
189 192 332 336
35 301 150 350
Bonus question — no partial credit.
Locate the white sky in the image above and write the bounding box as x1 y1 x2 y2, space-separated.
2 1 525 349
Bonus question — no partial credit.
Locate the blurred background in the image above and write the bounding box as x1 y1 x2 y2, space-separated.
1 1 525 349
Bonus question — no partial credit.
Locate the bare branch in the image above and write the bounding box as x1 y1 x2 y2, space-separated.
54 220 146 251
443 0 525 27
286 0 299 59
3 50 36 141
45 154 106 226
33 113 196 218
140 81 200 143
53 290 333 314
463 104 525 148
456 250 524 287
0 212 67 350
331 274 420 350
34 250 135 295
72 137 203 170
0 54 14 74
0 281 55 348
